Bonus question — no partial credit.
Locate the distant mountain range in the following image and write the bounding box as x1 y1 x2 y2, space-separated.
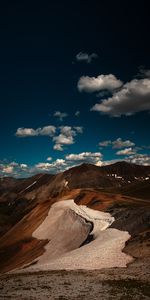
1 161 150 200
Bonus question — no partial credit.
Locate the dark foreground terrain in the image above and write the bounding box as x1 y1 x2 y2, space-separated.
1 259 150 300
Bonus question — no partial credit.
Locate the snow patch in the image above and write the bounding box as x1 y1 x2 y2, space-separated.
19 199 133 271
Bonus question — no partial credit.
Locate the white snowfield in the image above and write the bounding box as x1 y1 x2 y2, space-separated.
24 200 133 271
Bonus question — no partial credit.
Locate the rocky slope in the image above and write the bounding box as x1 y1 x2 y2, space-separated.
0 161 149 273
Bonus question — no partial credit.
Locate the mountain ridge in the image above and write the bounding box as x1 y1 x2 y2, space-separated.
0 161 149 273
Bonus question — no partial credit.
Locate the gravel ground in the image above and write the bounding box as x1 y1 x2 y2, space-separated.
1 260 150 300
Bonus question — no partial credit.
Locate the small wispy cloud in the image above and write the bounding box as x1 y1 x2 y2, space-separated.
47 157 52 161
53 111 68 121
76 52 98 64
99 140 111 147
137 66 150 78
75 111 80 117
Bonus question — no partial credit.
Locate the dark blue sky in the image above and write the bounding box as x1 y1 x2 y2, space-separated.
0 1 150 176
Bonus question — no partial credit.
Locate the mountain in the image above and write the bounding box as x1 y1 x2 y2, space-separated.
101 161 150 180
0 177 20 196
0 161 149 273
120 179 150 200
1 161 150 201
59 161 150 191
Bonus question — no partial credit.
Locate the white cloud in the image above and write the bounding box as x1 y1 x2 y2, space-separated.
95 160 104 166
9 162 19 167
53 111 68 121
38 126 56 136
116 147 136 156
1 150 150 178
16 125 83 152
78 74 123 93
35 159 66 172
53 144 64 151
53 126 83 151
99 140 111 147
126 154 150 166
91 78 150 116
16 126 56 137
101 159 121 166
75 111 80 117
1 165 14 174
47 157 52 161
53 134 74 147
73 126 83 133
59 126 75 137
99 138 135 149
76 52 98 64
16 128 38 137
66 152 103 165
0 162 30 177
112 138 135 149
35 162 52 171
20 164 28 169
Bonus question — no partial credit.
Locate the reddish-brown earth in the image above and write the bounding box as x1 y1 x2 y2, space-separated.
0 162 149 273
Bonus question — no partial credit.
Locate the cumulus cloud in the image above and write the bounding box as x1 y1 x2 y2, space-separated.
1 165 14 174
112 138 135 149
0 162 30 177
116 147 136 156
39 126 56 136
66 152 103 165
1 151 150 178
53 111 68 121
35 159 66 172
76 52 98 63
16 125 83 152
53 134 74 148
35 162 53 171
78 74 123 93
53 126 83 151
126 154 150 166
0 158 68 177
16 126 56 137
16 128 38 137
20 164 28 169
91 78 150 116
99 138 135 149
